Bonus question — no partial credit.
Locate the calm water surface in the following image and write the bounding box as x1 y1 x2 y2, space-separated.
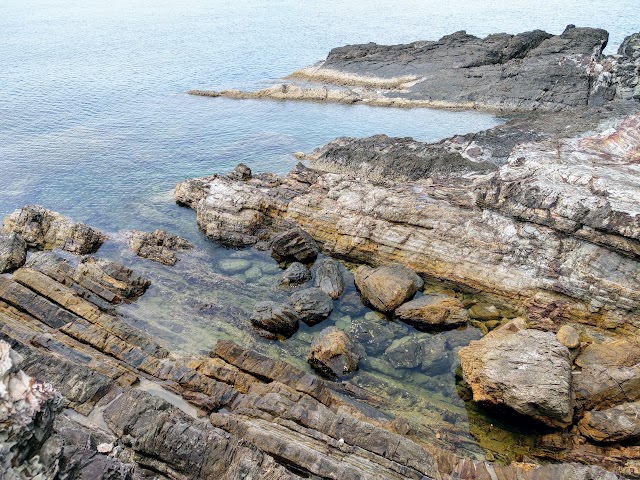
1 0 638 461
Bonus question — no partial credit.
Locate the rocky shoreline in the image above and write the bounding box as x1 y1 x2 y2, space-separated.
190 26 640 112
2 26 640 479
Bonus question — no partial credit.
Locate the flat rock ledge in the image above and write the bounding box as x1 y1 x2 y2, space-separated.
189 27 640 112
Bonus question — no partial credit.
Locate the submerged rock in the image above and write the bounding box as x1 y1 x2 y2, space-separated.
385 333 452 375
270 227 319 263
350 312 408 355
459 328 574 427
395 294 468 327
129 229 193 266
2 205 105 254
355 263 423 312
287 287 334 325
308 327 360 377
313 258 345 299
278 261 311 287
249 301 299 338
0 233 27 273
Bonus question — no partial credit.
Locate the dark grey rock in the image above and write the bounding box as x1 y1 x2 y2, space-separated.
0 232 27 273
250 301 299 338
270 228 319 263
228 163 252 181
350 313 408 355
287 287 333 325
313 258 345 299
278 261 311 287
321 26 610 111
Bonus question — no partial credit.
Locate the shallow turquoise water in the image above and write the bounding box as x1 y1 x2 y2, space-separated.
2 0 638 461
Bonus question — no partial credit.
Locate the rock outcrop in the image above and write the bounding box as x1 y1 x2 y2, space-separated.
3 205 105 254
354 264 423 312
278 261 311 287
175 108 640 334
128 229 193 265
190 28 640 112
0 233 27 273
459 328 574 427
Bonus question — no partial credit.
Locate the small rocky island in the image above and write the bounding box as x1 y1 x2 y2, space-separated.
2 26 640 479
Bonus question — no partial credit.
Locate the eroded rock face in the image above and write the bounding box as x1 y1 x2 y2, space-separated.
287 287 334 325
395 294 468 327
249 300 299 338
3 205 106 254
128 229 193 266
575 339 640 368
355 264 423 312
579 401 640 442
0 233 27 273
308 327 360 378
459 329 574 427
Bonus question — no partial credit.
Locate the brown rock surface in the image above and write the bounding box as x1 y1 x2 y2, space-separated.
308 326 360 377
459 328 574 427
579 401 640 442
355 264 423 312
395 294 468 327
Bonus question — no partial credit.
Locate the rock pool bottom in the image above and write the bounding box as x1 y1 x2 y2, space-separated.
92 217 551 464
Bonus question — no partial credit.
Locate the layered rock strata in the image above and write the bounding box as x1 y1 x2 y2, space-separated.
190 27 640 112
175 109 640 334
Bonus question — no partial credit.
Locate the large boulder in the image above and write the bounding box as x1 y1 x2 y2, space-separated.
270 228 319 263
459 328 574 427
2 205 105 254
128 229 192 266
250 301 299 338
354 264 423 312
308 327 360 378
313 259 345 299
579 401 640 442
395 294 468 327
287 288 334 325
0 233 27 273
